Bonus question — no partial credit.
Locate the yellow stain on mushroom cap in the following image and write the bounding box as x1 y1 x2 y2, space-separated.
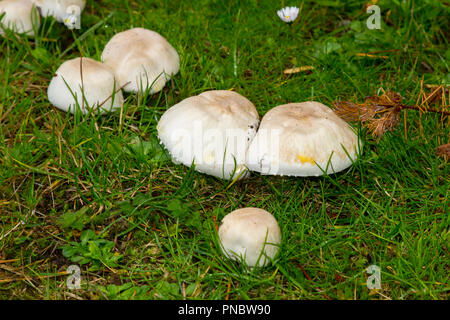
296 155 315 164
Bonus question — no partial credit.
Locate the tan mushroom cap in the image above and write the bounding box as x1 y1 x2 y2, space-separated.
246 101 362 176
157 90 259 180
218 208 281 268
101 27 180 93
47 57 124 114
0 0 40 36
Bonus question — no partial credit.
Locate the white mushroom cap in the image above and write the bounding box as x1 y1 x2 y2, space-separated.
33 0 85 29
157 90 259 180
246 101 362 176
0 0 40 36
218 208 281 268
101 28 180 93
47 57 124 114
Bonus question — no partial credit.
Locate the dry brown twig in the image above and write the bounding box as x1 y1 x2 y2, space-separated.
333 86 449 139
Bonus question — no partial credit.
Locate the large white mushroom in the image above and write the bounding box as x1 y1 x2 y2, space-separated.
0 0 40 36
33 0 85 29
218 208 281 268
101 27 180 94
246 101 362 176
47 57 124 114
157 90 259 180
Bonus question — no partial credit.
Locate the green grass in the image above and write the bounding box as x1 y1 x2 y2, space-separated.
0 0 448 300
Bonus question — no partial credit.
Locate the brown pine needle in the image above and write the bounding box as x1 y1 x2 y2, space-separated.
356 53 389 59
421 85 448 107
0 259 20 264
97 81 131 109
225 282 231 300
334 88 449 139
0 272 68 283
436 143 450 161
296 262 331 300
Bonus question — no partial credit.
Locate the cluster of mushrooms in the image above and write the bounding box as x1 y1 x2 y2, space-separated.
1 1 363 269
0 0 85 33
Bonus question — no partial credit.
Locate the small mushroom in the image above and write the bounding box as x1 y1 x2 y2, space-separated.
0 0 40 36
157 90 259 180
218 208 281 268
246 101 362 176
101 28 180 94
33 0 85 29
47 57 124 114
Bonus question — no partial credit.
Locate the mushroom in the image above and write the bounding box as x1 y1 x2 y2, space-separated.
218 208 281 268
157 90 259 180
33 0 85 29
246 101 362 176
0 0 40 36
47 57 124 114
101 28 180 94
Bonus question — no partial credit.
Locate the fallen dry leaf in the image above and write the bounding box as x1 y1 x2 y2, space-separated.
283 66 315 74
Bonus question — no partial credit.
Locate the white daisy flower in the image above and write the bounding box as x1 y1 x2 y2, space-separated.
277 6 299 23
